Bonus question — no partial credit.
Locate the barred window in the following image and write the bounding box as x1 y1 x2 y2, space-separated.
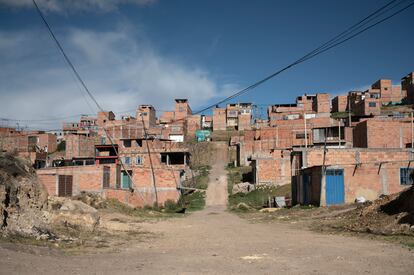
400 168 414 185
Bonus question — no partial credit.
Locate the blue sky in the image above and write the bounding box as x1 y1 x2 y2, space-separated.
0 0 413 129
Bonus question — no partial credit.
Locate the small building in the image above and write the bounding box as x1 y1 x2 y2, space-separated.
251 149 291 186
292 148 413 206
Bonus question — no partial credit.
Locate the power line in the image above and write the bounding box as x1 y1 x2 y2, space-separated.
32 0 103 112
19 0 412 131
191 0 414 115
32 0 150 204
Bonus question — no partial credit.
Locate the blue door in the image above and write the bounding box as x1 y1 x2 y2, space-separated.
121 171 131 189
325 169 345 205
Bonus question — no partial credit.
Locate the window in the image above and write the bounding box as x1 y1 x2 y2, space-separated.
368 102 377 107
161 154 168 164
296 133 308 139
123 157 131 165
100 137 106 145
135 156 143 165
123 140 131 148
228 110 238 116
179 107 185 112
171 126 181 133
400 168 414 185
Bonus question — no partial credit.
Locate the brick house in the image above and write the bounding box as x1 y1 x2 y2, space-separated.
268 93 330 127
292 148 413 206
353 118 413 148
136 105 156 129
367 79 405 105
233 116 350 166
37 137 190 207
186 115 202 140
213 107 226 131
251 149 291 186
1 128 57 168
331 95 348 113
402 72 414 103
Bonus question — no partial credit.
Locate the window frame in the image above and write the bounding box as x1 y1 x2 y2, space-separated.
123 156 131 165
135 156 143 165
400 167 414 185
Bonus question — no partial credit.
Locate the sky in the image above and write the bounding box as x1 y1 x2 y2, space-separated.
0 0 413 130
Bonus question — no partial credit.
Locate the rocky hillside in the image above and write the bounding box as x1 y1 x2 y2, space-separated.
0 153 50 238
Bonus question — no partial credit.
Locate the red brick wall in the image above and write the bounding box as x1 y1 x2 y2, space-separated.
159 111 175 123
37 173 56 196
37 165 114 195
254 150 291 186
313 93 330 113
65 134 99 159
38 133 57 153
332 95 348 113
238 114 251 130
213 108 226 131
354 120 412 148
186 115 201 139
302 148 412 203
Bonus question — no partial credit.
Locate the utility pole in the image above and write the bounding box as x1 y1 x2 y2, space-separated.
411 111 413 149
348 97 352 127
338 119 341 147
140 114 159 206
304 112 307 149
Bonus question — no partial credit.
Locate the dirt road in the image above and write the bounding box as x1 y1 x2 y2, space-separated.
1 142 413 274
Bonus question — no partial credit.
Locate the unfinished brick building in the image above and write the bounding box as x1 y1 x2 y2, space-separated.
331 95 348 113
402 72 414 103
367 79 405 105
213 107 226 131
348 91 381 117
353 118 413 148
37 136 190 207
1 128 57 168
268 93 331 127
251 149 291 186
37 162 182 207
292 148 413 206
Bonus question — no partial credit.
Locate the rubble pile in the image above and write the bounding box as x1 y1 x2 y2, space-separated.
338 186 414 235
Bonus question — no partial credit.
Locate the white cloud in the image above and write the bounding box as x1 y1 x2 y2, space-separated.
0 0 156 13
0 25 233 129
331 85 370 96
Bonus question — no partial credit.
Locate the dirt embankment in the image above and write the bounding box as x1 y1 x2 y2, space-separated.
0 153 165 251
332 186 414 235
